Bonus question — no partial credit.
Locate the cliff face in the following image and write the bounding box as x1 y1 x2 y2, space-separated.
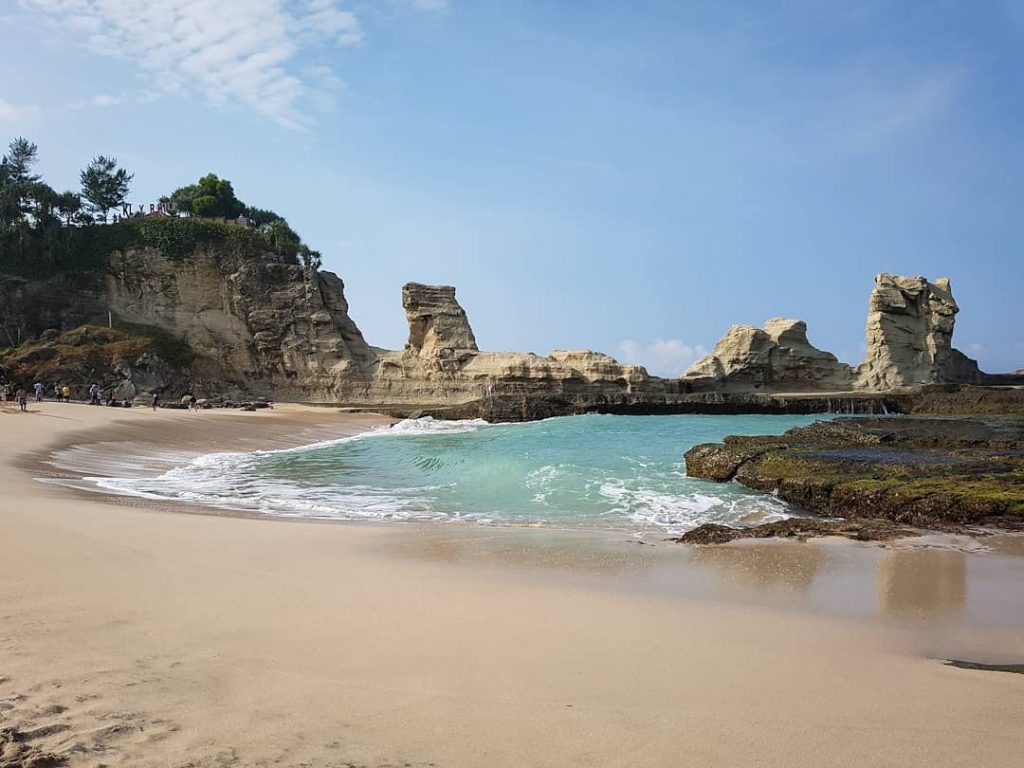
855 274 981 389
103 245 374 397
683 318 853 392
0 236 1001 413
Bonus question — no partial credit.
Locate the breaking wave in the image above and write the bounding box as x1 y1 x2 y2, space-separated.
82 414 823 534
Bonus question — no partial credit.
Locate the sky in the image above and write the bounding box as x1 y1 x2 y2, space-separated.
2 0 1022 375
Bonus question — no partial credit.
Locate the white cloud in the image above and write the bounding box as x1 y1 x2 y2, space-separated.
22 0 363 130
618 339 708 378
0 97 39 123
69 92 123 110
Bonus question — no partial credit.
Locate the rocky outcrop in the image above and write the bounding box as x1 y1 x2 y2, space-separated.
683 275 988 394
362 284 661 411
105 245 373 397
683 318 853 392
684 418 1024 528
0 225 1011 415
675 518 918 544
402 283 478 357
855 274 981 389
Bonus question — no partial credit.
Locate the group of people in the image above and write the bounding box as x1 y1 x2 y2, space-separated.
3 381 185 413
34 381 72 402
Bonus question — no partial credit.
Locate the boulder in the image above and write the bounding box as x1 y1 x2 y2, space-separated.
856 274 981 389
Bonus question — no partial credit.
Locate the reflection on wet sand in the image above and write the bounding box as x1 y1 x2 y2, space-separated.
688 540 826 593
386 526 833 598
877 549 967 618
385 527 1024 633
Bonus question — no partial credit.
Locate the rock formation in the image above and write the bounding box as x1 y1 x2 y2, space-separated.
855 274 981 389
683 318 853 392
684 275 986 394
683 417 1024 527
0 225 1007 418
104 245 374 397
402 283 478 357
362 283 660 412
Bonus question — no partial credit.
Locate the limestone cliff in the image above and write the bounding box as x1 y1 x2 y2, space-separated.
855 274 981 389
361 283 660 409
683 318 853 392
0 232 1004 416
105 245 372 397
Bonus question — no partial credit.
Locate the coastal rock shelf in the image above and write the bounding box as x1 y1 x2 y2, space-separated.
684 417 1024 531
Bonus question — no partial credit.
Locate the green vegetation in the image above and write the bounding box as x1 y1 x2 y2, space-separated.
1 324 193 386
80 155 134 222
161 172 321 268
0 137 323 277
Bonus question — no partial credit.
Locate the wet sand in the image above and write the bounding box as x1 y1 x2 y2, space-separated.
1 401 1023 767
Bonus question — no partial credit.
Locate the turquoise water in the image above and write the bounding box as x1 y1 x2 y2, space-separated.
96 414 825 534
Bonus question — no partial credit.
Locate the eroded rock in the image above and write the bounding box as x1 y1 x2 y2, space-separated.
683 317 853 392
402 282 479 357
856 274 981 389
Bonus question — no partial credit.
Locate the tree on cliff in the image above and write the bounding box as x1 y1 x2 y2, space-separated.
0 138 72 229
3 138 40 184
163 173 245 218
1 138 39 226
80 156 133 222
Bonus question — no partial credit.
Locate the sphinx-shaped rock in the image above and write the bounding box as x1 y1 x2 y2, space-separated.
683 318 853 392
365 287 658 407
855 274 981 389
402 283 479 358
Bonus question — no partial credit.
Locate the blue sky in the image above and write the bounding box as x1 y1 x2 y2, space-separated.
2 0 1022 374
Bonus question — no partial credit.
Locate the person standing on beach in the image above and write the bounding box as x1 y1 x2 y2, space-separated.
16 387 27 412
34 382 44 401
189 394 198 412
152 392 160 411
62 384 71 403
53 383 61 402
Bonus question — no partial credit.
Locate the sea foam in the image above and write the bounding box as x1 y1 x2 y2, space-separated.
75 414 822 533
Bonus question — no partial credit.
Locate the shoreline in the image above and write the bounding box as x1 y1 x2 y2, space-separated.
2 402 1023 766
15 402 1024 623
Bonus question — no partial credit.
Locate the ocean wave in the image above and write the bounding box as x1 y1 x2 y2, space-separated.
69 414 819 533
598 483 793 534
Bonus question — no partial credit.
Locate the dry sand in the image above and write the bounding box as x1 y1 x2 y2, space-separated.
1 401 1022 767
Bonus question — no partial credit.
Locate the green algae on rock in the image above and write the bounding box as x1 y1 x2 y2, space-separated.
683 417 1024 529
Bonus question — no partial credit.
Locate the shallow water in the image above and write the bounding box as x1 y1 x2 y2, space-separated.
87 413 824 534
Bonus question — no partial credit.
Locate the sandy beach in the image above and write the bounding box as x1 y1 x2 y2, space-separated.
2 402 1023 767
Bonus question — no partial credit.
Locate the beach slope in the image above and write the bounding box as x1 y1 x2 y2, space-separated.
1 403 1022 767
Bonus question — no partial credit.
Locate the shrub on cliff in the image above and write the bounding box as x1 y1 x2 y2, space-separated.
0 323 193 388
